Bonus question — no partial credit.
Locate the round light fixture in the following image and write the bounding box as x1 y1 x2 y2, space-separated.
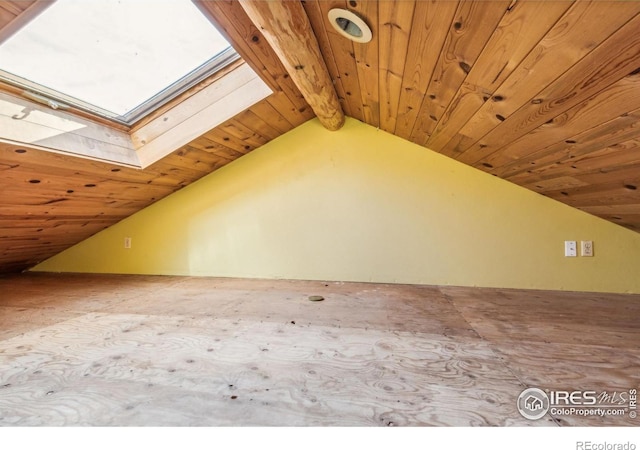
327 8 372 43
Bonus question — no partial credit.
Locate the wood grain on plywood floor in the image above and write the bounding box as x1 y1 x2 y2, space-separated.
0 274 638 426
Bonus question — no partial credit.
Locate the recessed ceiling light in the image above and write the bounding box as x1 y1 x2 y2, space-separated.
327 8 372 43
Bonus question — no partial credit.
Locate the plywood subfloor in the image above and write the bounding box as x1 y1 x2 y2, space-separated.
0 274 638 426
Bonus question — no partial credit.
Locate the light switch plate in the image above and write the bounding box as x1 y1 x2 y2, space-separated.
564 240 577 257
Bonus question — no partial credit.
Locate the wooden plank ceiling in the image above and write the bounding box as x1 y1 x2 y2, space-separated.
1 0 640 273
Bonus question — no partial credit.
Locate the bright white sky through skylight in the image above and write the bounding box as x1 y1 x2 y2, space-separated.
0 0 230 116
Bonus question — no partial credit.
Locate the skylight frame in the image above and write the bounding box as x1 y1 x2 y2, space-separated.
0 0 274 169
0 46 241 127
0 0 244 128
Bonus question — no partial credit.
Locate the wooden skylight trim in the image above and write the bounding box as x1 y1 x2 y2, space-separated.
0 62 272 169
0 0 238 126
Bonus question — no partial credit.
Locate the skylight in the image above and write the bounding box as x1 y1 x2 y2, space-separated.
0 0 237 125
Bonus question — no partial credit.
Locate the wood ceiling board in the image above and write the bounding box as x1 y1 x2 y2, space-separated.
594 214 640 231
502 137 640 188
534 140 640 177
425 1 573 152
394 0 459 140
0 185 162 207
1 143 131 172
377 0 415 133
0 5 20 27
186 139 246 162
0 222 116 239
185 135 242 156
524 176 589 193
0 165 178 199
446 2 636 154
541 172 640 201
302 0 352 119
479 73 640 172
555 164 640 188
350 0 380 128
219 118 270 150
0 0 43 45
0 157 163 189
234 108 286 142
456 12 640 167
581 204 640 216
516 160 640 196
315 0 366 123
264 91 314 129
0 2 26 17
199 128 254 156
443 2 640 158
500 107 640 180
409 1 510 146
253 93 313 133
548 188 640 213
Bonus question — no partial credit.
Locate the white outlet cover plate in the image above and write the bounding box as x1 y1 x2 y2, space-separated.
581 240 593 257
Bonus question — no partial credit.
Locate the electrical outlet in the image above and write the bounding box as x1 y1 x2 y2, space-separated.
124 237 132 249
564 240 577 257
581 240 593 257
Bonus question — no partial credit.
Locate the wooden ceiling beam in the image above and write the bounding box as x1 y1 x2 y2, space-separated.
238 0 345 131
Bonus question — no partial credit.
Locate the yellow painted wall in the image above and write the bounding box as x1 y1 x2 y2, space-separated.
33 118 640 293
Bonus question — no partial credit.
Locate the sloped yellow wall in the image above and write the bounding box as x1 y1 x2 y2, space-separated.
33 118 640 293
